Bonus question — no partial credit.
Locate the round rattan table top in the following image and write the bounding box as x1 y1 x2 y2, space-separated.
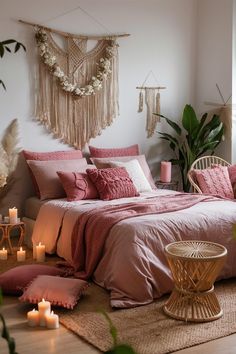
165 240 227 260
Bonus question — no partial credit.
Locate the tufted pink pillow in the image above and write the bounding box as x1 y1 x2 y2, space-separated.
89 144 139 158
86 167 139 200
27 159 88 200
0 265 65 295
19 275 88 309
57 170 98 201
194 165 234 199
91 155 156 190
23 149 83 197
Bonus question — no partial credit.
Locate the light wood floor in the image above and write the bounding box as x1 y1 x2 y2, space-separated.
1 296 236 354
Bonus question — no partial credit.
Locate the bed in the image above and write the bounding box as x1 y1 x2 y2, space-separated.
29 189 236 308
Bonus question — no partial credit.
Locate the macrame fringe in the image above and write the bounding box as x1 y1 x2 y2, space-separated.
36 30 119 149
138 91 143 112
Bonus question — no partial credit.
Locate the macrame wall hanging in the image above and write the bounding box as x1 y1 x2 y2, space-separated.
19 18 129 149
136 71 166 138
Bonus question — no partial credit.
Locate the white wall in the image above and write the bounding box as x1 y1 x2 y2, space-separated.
0 0 198 214
195 0 233 162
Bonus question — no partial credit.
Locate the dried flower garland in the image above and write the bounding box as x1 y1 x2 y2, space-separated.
35 27 117 97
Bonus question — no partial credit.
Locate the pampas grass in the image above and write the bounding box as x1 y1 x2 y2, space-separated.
0 119 20 197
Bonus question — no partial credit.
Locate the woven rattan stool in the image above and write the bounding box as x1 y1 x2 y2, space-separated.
163 240 227 322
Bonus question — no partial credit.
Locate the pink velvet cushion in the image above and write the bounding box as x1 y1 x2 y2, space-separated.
27 159 88 200
19 275 88 309
57 170 98 201
89 144 139 158
86 167 139 200
0 265 65 296
23 149 83 197
194 165 234 199
91 155 156 190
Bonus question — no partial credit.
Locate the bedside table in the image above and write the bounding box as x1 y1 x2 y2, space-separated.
0 221 25 254
155 180 179 191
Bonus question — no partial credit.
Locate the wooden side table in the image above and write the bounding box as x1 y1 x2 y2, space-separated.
163 240 227 322
0 222 25 255
155 180 179 191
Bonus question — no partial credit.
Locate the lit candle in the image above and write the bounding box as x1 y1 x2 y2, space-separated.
3 216 9 224
45 311 59 329
27 308 39 327
38 298 51 327
9 207 18 224
160 161 172 183
0 247 7 260
36 242 45 262
17 247 26 262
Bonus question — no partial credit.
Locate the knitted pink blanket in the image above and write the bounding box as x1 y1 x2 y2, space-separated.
71 193 216 279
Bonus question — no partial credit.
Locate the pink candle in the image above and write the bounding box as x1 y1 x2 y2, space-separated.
160 161 172 183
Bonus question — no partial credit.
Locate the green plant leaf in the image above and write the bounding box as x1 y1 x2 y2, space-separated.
182 104 199 135
0 44 4 58
0 80 6 90
155 113 181 135
105 344 136 354
2 39 18 45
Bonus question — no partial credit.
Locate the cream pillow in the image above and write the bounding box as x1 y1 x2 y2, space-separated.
110 159 152 192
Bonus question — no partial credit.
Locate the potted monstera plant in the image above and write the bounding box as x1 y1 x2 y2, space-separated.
154 104 224 192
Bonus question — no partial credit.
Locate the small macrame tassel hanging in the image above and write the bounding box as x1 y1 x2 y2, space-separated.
155 91 161 122
138 90 144 112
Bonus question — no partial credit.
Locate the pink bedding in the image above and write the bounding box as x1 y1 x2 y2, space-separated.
32 190 236 308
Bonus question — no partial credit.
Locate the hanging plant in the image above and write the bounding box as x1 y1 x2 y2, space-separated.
35 27 117 97
0 39 26 90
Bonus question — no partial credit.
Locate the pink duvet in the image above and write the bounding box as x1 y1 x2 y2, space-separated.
32 190 236 308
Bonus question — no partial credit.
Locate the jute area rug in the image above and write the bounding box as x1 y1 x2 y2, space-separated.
59 279 236 354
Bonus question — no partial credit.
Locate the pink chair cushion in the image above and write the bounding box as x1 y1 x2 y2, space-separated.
86 167 139 200
89 144 139 158
194 165 234 199
23 150 83 197
19 275 88 309
0 265 65 295
57 170 98 201
27 159 88 200
91 155 156 190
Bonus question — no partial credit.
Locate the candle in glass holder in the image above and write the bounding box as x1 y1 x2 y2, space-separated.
17 247 26 262
45 311 59 329
38 298 51 327
160 161 172 183
9 207 18 224
27 308 39 327
0 247 7 260
4 216 9 224
36 242 45 262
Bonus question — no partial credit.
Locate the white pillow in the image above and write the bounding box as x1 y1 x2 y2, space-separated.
110 159 152 192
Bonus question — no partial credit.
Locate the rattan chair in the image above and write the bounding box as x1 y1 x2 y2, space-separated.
188 156 231 193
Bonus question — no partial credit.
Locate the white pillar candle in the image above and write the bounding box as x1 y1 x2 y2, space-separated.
3 216 9 224
46 311 59 329
36 242 46 262
17 247 26 262
38 298 51 327
27 308 39 327
0 247 7 260
9 207 18 224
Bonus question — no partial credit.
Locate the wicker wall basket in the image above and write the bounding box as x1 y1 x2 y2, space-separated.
163 240 227 322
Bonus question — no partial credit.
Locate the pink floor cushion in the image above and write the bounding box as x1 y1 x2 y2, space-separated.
19 275 88 309
0 265 65 295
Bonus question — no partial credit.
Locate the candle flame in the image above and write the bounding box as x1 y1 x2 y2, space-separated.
51 311 54 315
42 298 45 302
33 309 35 312
20 247 22 251
39 242 41 246
2 247 5 251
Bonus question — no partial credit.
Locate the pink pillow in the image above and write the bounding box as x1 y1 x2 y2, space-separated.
27 159 88 200
57 171 98 201
86 167 139 200
89 144 139 158
23 149 83 197
194 166 234 199
22 149 83 161
19 275 88 309
0 265 65 295
91 155 156 190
